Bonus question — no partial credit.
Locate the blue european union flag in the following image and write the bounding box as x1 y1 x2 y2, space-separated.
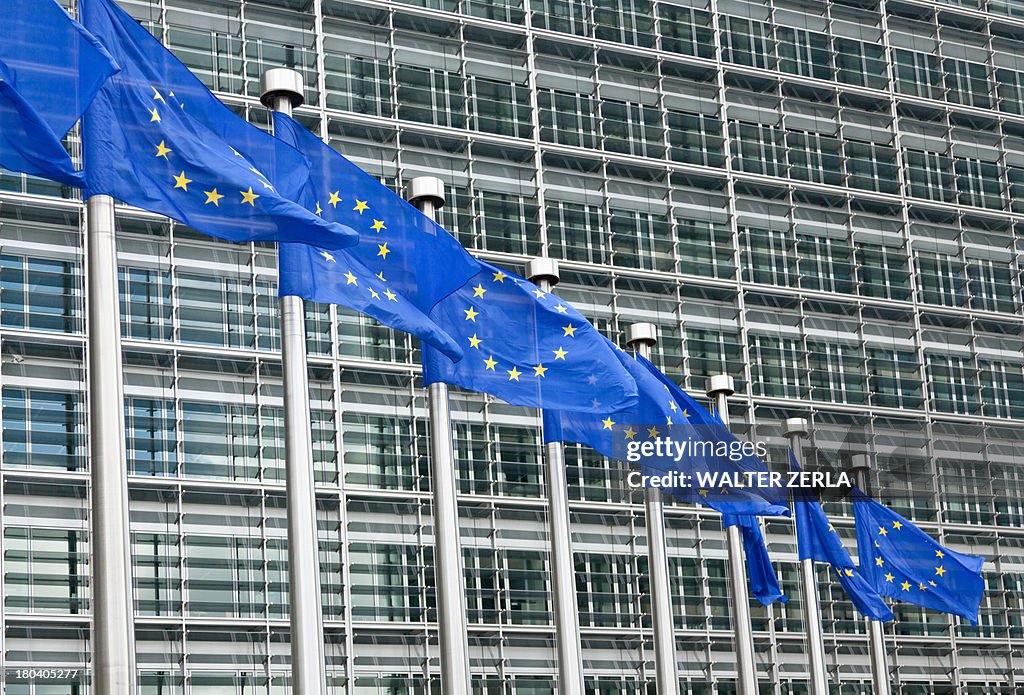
541 343 667 451
854 489 985 625
0 0 117 185
272 113 479 314
723 515 787 606
543 352 787 517
423 261 637 412
791 452 893 621
80 0 355 249
270 114 466 358
640 357 789 516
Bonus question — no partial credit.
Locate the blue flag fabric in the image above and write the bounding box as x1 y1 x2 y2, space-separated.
543 352 788 517
724 514 787 606
854 489 985 625
791 452 894 621
638 357 790 516
276 235 462 360
272 113 479 313
0 0 117 185
80 0 356 249
423 262 637 413
270 114 476 359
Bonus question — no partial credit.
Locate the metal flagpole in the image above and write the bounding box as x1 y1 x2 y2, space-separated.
625 323 679 695
851 454 893 695
260 68 328 695
407 176 472 694
527 258 585 695
706 374 758 695
784 417 829 695
86 193 136 694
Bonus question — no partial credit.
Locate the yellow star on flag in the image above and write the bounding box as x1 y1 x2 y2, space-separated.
507 366 522 381
844 568 854 577
240 187 259 205
369 288 380 300
666 416 673 425
384 289 397 301
173 171 192 191
878 526 888 536
483 355 497 370
553 347 567 360
554 304 568 313
315 202 322 215
464 306 479 321
203 189 223 206
875 557 884 567
376 272 386 282
563 324 576 337
601 417 615 430
492 270 506 282
344 272 357 285
533 364 548 377
377 242 390 259
371 220 386 233
669 401 677 411
468 334 482 349
152 87 165 102
884 573 894 582
893 521 903 530
647 426 659 438
149 106 161 123
328 191 341 208
935 566 946 576
935 550 944 558
154 140 172 158
533 289 545 299
353 200 369 214
623 427 637 440
473 284 486 298
901 581 911 591
321 251 335 263
919 583 927 591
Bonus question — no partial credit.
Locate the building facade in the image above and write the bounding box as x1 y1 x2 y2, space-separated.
1 0 1022 691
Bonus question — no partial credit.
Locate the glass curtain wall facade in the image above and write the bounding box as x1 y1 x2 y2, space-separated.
1 0 1023 692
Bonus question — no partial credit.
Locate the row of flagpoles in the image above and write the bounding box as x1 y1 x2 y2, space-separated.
1 2 988 692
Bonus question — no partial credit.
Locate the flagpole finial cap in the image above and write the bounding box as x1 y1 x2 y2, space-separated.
783 417 809 437
706 374 735 397
259 68 305 109
526 258 560 287
849 454 873 491
850 454 872 471
626 322 658 348
406 176 446 208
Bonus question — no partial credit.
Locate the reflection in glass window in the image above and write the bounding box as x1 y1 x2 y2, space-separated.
538 88 599 149
126 398 176 477
181 401 259 480
120 267 172 342
396 65 466 129
4 527 88 615
2 388 86 471
1 255 82 334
